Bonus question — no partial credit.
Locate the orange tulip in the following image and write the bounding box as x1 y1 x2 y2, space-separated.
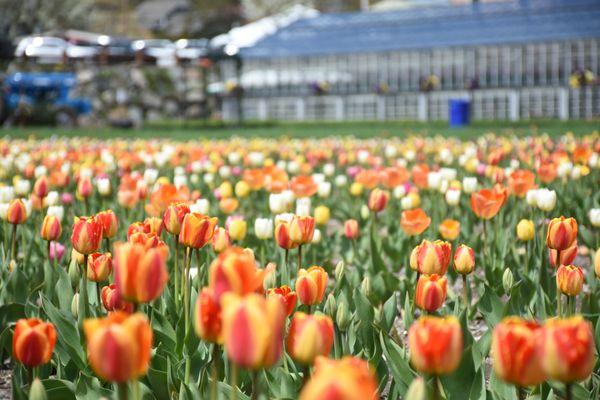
380 166 409 189
40 215 61 241
87 252 113 282
96 210 119 239
415 274 447 312
508 169 536 198
438 219 460 241
212 226 231 253
179 213 218 249
143 217 164 236
400 208 431 236
491 317 545 387
537 162 557 184
300 356 378 400
549 241 577 268
145 183 190 216
219 198 239 214
221 293 285 369
113 242 168 304
408 316 463 375
76 176 93 199
84 312 152 382
128 232 169 257
163 202 190 235
286 312 334 365
208 247 266 302
275 219 298 250
289 215 315 245
71 216 103 255
546 217 578 251
194 287 222 343
263 165 289 193
470 187 506 219
101 284 134 313
290 175 318 197
453 244 475 275
267 285 297 316
415 240 452 275
556 265 584 296
344 219 360 239
33 175 49 199
6 199 27 225
367 188 389 212
412 163 430 189
295 266 328 306
539 316 596 382
242 168 265 190
355 169 380 189
12 318 56 367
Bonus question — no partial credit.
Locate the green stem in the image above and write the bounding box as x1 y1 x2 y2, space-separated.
174 236 180 309
105 237 110 253
432 375 441 400
462 274 469 311
565 383 572 400
298 245 303 271
516 386 525 400
230 363 238 400
10 223 17 262
284 249 289 285
557 293 563 318
117 382 129 400
210 344 220 400
251 370 259 400
184 247 191 384
79 254 89 326
301 365 310 388
132 379 140 400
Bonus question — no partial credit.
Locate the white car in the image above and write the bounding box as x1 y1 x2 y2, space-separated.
132 39 176 65
175 39 208 61
15 36 97 62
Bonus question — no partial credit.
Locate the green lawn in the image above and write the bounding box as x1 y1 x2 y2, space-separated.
1 119 599 140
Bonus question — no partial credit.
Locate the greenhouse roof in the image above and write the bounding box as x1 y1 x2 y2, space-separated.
241 0 600 59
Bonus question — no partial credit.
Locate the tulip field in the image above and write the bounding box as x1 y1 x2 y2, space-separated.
0 130 599 400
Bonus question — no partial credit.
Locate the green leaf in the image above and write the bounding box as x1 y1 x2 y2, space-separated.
382 293 397 333
40 379 76 400
379 332 415 396
441 345 476 400
477 285 503 327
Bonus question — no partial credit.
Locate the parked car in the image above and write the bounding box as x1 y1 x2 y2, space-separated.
102 38 135 63
14 36 97 62
132 39 176 65
175 38 208 61
1 72 92 127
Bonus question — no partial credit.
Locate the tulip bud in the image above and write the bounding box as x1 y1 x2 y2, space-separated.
536 188 556 212
314 206 330 226
254 218 273 239
86 252 113 282
12 318 56 367
296 266 328 306
71 216 103 255
68 259 81 288
415 274 447 312
516 219 535 241
40 215 61 241
415 240 452 275
76 176 93 199
556 265 584 296
334 260 345 282
179 213 218 249
235 180 250 198
350 182 364 197
71 293 79 319
101 284 134 313
29 378 47 400
287 312 334 365
405 377 428 400
491 317 545 387
360 204 370 220
228 219 247 241
162 202 190 236
289 215 315 245
194 288 222 343
453 244 475 275
546 217 578 251
323 293 337 319
502 268 514 293
539 316 595 383
344 219 360 240
368 188 389 212
408 316 463 375
274 218 298 250
7 198 27 225
212 227 231 253
209 247 266 302
336 301 350 331
360 276 371 299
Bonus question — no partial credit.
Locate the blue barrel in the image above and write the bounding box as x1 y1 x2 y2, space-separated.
448 99 470 127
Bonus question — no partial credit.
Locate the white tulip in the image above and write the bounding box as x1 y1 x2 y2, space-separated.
439 168 457 182
445 189 461 206
228 152 241 165
526 189 539 206
360 205 370 220
47 205 65 222
190 161 203 173
275 213 294 224
44 191 60 207
23 199 32 216
393 185 406 199
296 197 311 217
34 165 47 178
557 162 573 179
401 195 414 210
287 161 300 174
571 166 582 180
462 177 478 194
536 188 556 212
312 173 325 185
0 186 14 203
589 152 598 168
385 145 397 159
254 218 274 239
335 175 348 187
14 180 30 196
174 166 186 176
439 149 453 165
97 178 111 196
0 203 8 220
311 229 322 244
427 172 442 190
269 193 286 214
248 152 264 166
174 174 187 189
219 166 231 178
144 169 159 185
357 150 369 164
405 150 416 161
589 208 600 228
203 173 215 185
190 199 210 215
323 163 335 176
317 182 332 198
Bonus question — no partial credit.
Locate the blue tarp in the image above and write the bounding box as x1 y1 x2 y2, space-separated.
241 0 600 59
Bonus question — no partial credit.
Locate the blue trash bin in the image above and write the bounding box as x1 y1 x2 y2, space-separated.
448 99 470 127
